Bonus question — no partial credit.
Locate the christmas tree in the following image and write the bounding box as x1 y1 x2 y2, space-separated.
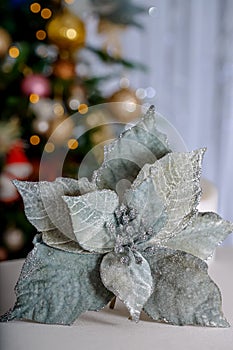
0 0 147 260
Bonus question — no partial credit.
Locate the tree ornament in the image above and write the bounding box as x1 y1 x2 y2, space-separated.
0 247 8 261
5 141 32 179
70 84 86 102
108 87 141 122
3 228 25 252
53 59 76 80
0 173 19 203
21 74 51 97
48 115 74 145
46 9 86 51
0 27 11 57
97 19 125 58
0 141 32 203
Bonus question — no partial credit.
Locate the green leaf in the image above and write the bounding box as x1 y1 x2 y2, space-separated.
63 190 119 253
136 149 205 245
143 247 229 327
94 106 171 191
124 177 167 241
100 249 153 322
13 177 95 241
0 239 113 325
165 212 233 260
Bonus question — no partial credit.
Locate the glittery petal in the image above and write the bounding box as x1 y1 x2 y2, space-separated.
0 241 113 325
42 229 85 253
143 247 229 327
13 177 94 241
124 177 167 239
135 149 205 244
165 212 233 260
94 106 171 191
100 250 153 322
63 190 119 253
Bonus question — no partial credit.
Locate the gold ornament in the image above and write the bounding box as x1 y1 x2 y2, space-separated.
48 115 74 145
47 9 85 51
0 27 11 57
53 59 76 79
108 88 141 123
98 19 125 58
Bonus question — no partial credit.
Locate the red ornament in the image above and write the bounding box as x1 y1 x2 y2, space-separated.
5 141 33 179
21 74 51 97
0 141 33 203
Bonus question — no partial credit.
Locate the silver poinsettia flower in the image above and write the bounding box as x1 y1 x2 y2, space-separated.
1 107 232 327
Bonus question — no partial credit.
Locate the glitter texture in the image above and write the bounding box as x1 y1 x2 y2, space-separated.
1 106 232 327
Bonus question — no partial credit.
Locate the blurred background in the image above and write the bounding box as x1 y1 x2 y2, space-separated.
0 0 232 261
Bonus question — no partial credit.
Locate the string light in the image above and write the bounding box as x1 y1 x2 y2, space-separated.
148 7 157 17
67 139 79 150
53 103 64 116
66 29 77 40
9 46 20 58
78 104 88 114
30 2 41 13
41 8 52 19
30 135 40 145
44 142 55 153
36 30 47 40
29 93 40 104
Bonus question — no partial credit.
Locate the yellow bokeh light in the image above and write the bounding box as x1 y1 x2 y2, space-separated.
66 29 77 39
78 104 88 115
41 8 52 19
9 46 20 58
29 93 40 104
53 103 64 116
36 30 47 40
30 135 40 145
30 2 41 13
67 139 79 150
64 0 75 4
44 142 55 153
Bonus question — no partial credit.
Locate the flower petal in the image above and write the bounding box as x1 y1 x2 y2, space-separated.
135 149 205 244
124 177 167 241
165 212 233 260
143 247 229 327
0 238 113 325
13 177 94 240
100 249 153 322
94 106 171 191
42 229 85 253
63 190 119 253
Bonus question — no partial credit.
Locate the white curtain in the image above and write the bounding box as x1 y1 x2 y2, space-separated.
122 0 233 244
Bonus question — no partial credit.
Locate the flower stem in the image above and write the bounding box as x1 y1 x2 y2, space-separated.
109 296 117 309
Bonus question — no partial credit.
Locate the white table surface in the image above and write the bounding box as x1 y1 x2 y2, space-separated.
0 247 233 350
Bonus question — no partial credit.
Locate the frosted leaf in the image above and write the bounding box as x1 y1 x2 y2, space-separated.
0 241 113 325
124 177 167 241
13 177 95 240
100 249 153 322
42 229 85 253
165 212 233 260
143 247 229 327
94 106 171 191
135 149 205 244
63 190 119 253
